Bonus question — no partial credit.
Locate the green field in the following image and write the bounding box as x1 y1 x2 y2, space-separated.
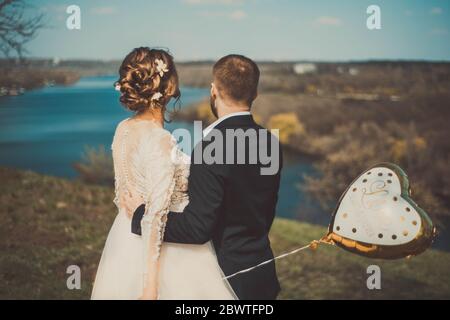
1 167 449 299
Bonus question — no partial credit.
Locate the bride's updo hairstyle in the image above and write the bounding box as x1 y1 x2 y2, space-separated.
116 47 180 113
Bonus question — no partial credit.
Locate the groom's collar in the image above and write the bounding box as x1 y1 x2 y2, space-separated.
203 111 252 137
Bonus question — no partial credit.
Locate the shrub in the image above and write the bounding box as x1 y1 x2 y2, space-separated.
267 112 305 144
303 121 449 225
73 146 114 186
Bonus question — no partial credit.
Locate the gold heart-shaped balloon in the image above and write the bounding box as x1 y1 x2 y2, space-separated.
327 163 436 259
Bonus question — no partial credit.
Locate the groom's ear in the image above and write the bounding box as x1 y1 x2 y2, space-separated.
211 82 218 99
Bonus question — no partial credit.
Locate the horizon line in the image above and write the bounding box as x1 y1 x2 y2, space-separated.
2 57 450 64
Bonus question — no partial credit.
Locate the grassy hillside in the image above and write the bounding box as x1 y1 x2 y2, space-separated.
0 167 449 299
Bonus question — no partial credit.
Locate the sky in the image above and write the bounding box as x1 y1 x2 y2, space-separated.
26 0 450 61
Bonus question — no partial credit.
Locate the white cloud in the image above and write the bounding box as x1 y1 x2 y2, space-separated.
430 7 443 15
183 0 244 5
90 6 117 15
315 16 342 26
230 10 247 20
186 0 248 21
198 9 247 20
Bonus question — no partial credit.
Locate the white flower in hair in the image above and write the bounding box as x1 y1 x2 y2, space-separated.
155 59 169 77
151 92 163 101
114 83 121 91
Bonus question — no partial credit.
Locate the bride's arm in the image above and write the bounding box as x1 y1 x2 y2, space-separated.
138 131 177 299
128 140 226 246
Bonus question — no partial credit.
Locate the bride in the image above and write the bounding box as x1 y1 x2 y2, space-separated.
91 47 236 300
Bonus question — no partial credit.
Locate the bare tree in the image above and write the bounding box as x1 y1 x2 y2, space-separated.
0 0 45 59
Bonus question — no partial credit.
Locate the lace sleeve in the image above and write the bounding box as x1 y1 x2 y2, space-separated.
134 128 177 297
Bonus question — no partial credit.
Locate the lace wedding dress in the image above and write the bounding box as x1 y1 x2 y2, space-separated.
91 119 236 300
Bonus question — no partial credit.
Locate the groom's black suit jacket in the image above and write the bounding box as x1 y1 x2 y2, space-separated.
136 114 282 299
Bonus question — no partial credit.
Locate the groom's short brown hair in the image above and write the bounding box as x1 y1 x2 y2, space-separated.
213 54 260 106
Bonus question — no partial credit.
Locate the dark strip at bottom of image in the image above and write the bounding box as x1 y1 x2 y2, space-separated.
1 300 446 319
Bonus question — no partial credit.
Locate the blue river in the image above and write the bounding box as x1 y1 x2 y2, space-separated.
0 75 323 223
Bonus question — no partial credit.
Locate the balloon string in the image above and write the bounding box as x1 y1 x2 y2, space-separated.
222 239 332 280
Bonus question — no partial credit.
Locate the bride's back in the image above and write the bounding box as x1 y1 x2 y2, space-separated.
111 118 173 215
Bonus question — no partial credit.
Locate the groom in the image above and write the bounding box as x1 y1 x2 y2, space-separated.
127 54 282 300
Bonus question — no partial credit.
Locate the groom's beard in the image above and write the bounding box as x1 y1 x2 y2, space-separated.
210 95 218 119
